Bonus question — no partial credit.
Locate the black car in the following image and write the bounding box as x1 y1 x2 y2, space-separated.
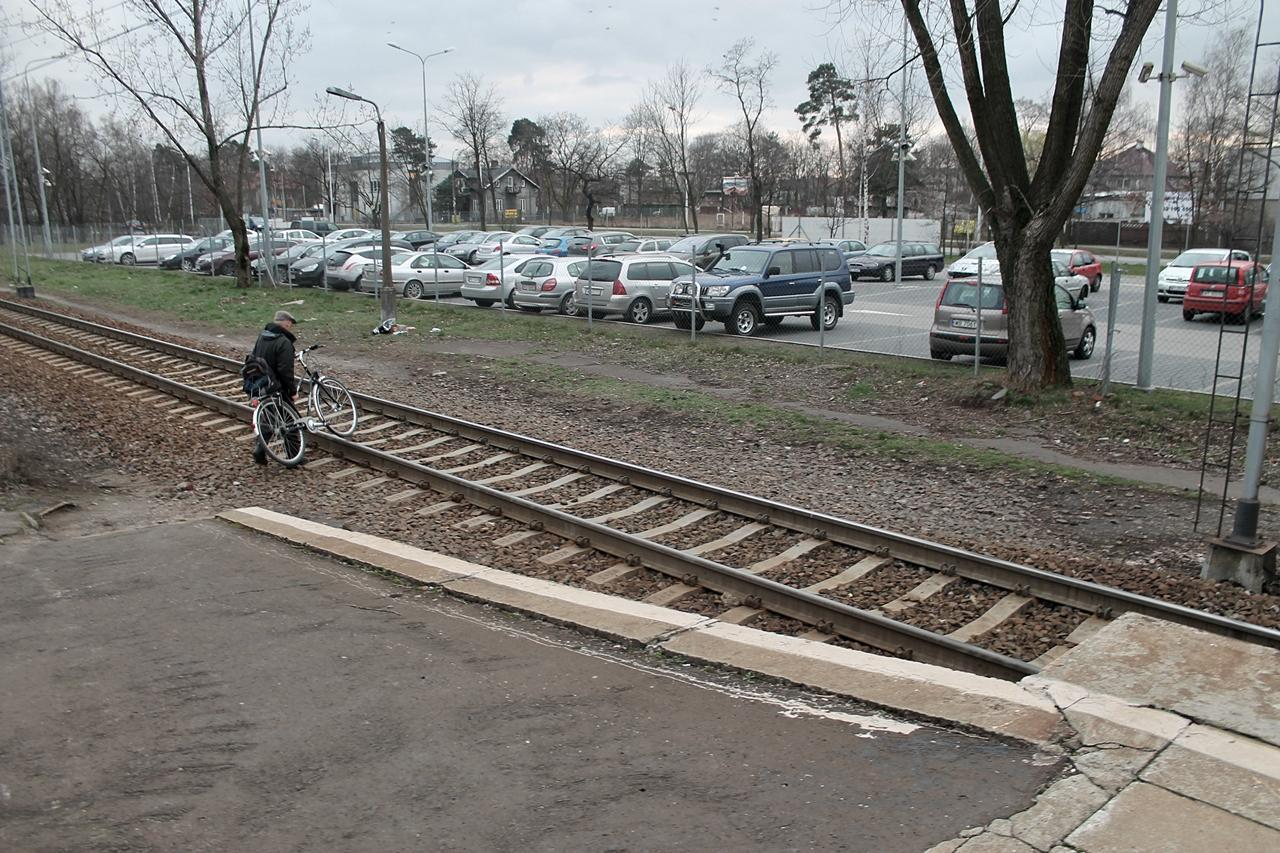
667 232 751 269
396 229 440 249
160 235 232 270
291 218 338 235
846 241 944 282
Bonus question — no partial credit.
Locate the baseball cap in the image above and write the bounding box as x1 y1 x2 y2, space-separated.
273 309 298 324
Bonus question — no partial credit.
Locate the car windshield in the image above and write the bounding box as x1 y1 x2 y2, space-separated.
1170 250 1227 267
940 281 1006 310
476 257 508 270
710 249 770 275
667 235 702 253
964 243 998 260
865 243 900 257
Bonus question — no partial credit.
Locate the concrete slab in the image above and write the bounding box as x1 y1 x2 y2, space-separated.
443 568 710 645
1060 692 1189 751
1006 773 1110 851
1065 782 1280 853
1071 746 1156 794
0 518 1057 851
659 620 1064 744
1140 724 1280 830
1043 613 1280 747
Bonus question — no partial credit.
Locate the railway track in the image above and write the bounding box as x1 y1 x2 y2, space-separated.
3 298 1277 682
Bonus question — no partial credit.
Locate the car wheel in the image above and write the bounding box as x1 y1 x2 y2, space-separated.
1182 309 1196 322
880 266 894 283
624 298 653 324
1157 295 1170 303
810 294 839 331
558 292 577 315
725 301 760 336
1091 275 1102 293
930 347 953 361
1079 284 1089 303
404 280 423 299
119 253 135 266
1073 326 1096 360
217 261 235 276
504 290 516 309
474 299 495 308
467 251 478 264
353 273 364 291
181 258 194 271
923 264 936 281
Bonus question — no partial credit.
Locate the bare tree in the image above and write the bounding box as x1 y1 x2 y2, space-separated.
637 61 702 232
829 0 1163 389
541 112 627 230
710 39 778 241
31 0 306 286
440 73 504 229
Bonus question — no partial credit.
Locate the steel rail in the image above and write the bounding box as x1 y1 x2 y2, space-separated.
0 319 1036 680
4 298 1279 651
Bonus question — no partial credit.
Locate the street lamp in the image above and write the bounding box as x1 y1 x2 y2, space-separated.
1135 0 1208 389
326 85 396 323
666 104 693 232
387 44 453 231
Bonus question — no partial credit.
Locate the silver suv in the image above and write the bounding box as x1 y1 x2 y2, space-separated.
573 254 698 324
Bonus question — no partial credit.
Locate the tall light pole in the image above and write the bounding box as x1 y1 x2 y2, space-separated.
327 86 396 323
667 103 693 232
387 44 453 231
22 59 56 258
893 13 909 286
246 0 274 284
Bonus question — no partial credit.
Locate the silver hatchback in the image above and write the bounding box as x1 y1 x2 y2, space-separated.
511 257 589 314
573 254 698 324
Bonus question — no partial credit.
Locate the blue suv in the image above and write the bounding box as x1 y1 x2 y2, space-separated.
667 242 854 335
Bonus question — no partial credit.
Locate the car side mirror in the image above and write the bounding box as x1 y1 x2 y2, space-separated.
766 266 781 278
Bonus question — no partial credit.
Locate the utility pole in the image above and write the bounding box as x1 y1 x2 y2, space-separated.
893 13 908 285
247 0 274 284
0 79 33 295
387 44 453 230
24 76 53 257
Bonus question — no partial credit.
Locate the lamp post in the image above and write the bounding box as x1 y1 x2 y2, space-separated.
1135 0 1209 389
21 58 56 258
387 44 453 231
667 103 693 232
327 85 396 323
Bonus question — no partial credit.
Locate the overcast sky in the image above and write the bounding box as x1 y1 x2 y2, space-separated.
3 0 1276 159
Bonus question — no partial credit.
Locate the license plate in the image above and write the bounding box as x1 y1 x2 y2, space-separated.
588 286 604 295
1200 291 1224 298
951 318 977 329
519 281 536 291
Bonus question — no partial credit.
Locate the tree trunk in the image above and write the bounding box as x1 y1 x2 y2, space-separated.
996 222 1071 388
472 153 486 229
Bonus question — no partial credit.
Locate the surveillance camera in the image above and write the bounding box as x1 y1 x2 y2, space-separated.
1181 60 1209 78
1138 62 1154 83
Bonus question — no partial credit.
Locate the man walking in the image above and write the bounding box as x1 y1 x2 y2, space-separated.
250 309 299 465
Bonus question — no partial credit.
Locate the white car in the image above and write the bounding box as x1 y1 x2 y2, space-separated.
460 255 554 307
98 233 196 265
326 246 382 290
946 241 999 278
387 251 470 298
326 228 374 242
82 234 137 262
1157 248 1252 302
467 233 547 263
271 228 322 243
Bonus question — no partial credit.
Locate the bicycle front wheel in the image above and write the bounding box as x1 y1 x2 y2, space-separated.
310 376 358 437
253 398 306 467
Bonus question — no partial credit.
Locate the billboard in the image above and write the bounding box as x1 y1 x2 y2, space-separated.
722 176 749 196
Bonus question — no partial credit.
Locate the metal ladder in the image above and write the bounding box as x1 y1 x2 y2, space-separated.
1193 22 1280 535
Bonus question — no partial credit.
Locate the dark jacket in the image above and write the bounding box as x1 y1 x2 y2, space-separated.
252 322 296 396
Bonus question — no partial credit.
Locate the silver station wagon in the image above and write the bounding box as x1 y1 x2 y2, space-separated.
573 254 699 324
510 257 590 314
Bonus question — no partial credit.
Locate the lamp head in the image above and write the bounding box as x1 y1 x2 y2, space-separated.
1181 60 1208 78
1138 62 1154 83
326 86 361 100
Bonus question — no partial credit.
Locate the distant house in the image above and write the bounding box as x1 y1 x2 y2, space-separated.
1081 143 1192 222
450 164 542 224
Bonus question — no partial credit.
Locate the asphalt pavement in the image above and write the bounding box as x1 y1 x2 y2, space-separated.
0 519 1056 852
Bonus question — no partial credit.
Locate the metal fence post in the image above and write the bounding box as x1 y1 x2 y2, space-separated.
1100 260 1123 397
498 241 506 317
974 259 983 375
690 261 698 344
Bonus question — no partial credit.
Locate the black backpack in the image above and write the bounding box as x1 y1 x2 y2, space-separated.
240 352 275 397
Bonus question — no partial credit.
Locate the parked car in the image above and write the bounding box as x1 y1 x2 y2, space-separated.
600 237 675 256
434 230 484 250
947 241 999 278
666 232 751 269
445 231 518 264
387 250 470 298
929 259 1096 361
1182 261 1269 323
514 225 558 239
291 219 338 235
846 241 944 281
586 231 638 255
98 233 196 265
539 226 592 239
255 242 326 282
201 239 296 276
460 255 554 307
1051 248 1104 296
160 235 232 270
332 242 416 291
272 228 321 243
326 227 374 242
833 239 867 259
469 233 546 262
394 229 441 249
1157 248 1252 302
540 234 594 257
511 257 591 314
667 242 854 335
572 254 700 324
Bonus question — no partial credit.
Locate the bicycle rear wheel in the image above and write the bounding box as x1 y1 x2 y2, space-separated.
311 376 358 437
253 397 306 467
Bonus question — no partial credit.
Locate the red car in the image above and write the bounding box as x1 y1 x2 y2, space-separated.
1183 261 1269 323
1051 248 1103 297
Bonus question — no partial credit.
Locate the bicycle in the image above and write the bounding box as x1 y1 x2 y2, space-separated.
250 345 359 467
